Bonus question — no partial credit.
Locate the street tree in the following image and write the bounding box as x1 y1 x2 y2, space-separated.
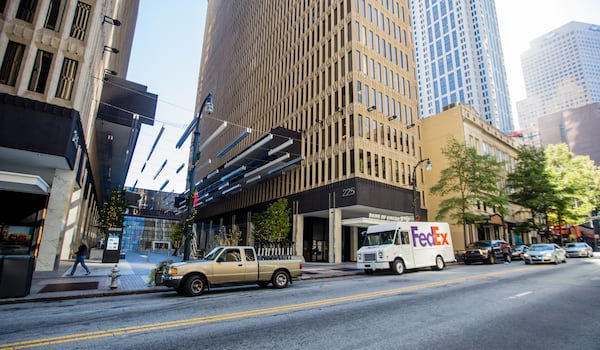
430 138 507 243
98 190 127 233
170 222 184 255
545 143 597 228
506 145 557 232
252 198 291 242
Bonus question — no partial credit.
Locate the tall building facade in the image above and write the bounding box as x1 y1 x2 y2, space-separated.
412 0 514 133
191 0 425 263
0 0 157 274
537 103 600 165
517 21 600 132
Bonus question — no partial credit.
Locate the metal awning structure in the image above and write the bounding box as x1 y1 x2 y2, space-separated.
190 127 302 207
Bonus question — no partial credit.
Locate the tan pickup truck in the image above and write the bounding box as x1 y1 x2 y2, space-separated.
160 246 303 296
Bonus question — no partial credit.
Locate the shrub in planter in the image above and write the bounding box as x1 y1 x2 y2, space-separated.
148 259 173 286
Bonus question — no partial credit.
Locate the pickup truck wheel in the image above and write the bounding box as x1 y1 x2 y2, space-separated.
272 270 289 289
184 275 206 296
432 255 445 271
391 259 405 275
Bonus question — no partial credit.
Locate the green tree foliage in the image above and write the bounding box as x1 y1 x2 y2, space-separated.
252 198 291 242
98 190 127 233
506 145 557 230
430 138 507 235
170 222 185 250
544 144 597 225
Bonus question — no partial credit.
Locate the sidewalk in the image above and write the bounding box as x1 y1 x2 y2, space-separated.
0 251 362 304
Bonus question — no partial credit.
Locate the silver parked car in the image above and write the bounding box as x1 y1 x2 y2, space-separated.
523 243 567 264
564 242 594 258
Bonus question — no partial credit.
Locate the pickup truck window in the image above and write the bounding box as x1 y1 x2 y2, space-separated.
245 248 256 261
204 247 224 261
222 248 241 262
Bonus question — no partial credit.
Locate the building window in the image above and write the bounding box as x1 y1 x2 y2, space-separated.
55 57 78 100
28 50 53 93
70 1 91 41
16 0 38 23
0 41 26 86
44 0 66 31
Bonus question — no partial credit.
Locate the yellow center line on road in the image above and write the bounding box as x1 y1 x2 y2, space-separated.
0 266 540 349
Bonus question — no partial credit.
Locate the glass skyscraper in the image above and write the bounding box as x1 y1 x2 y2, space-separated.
412 0 514 133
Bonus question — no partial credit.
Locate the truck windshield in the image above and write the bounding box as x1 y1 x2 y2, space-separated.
204 247 224 260
362 230 395 246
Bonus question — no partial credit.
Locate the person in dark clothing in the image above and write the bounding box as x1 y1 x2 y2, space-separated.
501 243 512 264
70 242 91 275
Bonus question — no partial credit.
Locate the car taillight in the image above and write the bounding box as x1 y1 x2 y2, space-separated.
299 263 302 270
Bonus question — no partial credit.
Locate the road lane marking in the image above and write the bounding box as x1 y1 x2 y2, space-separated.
0 266 541 349
509 291 532 299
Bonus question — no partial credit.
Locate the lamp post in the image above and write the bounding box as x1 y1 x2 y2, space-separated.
176 93 214 261
412 158 432 221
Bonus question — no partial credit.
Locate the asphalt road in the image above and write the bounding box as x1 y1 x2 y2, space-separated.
1 257 599 350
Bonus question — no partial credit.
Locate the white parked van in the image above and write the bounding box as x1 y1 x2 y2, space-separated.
357 221 456 275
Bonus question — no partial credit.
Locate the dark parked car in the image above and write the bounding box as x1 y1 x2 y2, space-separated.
464 240 510 265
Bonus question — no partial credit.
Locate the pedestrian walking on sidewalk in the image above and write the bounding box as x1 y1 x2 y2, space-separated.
70 241 91 275
502 243 512 264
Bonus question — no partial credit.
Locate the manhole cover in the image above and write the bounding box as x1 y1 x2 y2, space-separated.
39 282 99 293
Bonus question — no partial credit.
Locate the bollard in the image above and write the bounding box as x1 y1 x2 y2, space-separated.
108 264 121 289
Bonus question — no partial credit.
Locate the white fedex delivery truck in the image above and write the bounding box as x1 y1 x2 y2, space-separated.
357 221 456 275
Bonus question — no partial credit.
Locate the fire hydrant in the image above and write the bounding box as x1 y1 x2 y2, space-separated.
109 264 120 289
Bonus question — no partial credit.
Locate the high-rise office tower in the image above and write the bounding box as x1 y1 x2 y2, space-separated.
412 0 514 133
517 21 600 131
190 0 426 263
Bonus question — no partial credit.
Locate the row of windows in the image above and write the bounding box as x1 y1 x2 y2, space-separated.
0 41 78 100
356 114 415 155
0 1 91 99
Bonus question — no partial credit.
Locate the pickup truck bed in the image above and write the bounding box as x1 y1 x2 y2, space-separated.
161 246 303 296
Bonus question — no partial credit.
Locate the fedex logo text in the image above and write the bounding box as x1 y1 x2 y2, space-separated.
411 226 450 247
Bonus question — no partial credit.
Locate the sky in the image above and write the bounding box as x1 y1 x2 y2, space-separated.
124 0 600 194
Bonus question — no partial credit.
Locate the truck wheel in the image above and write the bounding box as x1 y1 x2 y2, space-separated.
391 259 405 275
432 256 445 271
272 270 290 289
364 269 374 275
183 275 206 296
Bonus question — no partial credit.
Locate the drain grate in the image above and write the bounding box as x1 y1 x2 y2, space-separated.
39 282 99 293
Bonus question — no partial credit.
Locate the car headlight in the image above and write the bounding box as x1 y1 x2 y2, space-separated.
378 251 384 258
167 267 178 275
523 253 530 258
357 253 362 260
543 253 552 258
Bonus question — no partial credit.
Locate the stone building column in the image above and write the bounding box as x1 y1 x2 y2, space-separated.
293 213 304 258
328 208 342 263
37 168 76 271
